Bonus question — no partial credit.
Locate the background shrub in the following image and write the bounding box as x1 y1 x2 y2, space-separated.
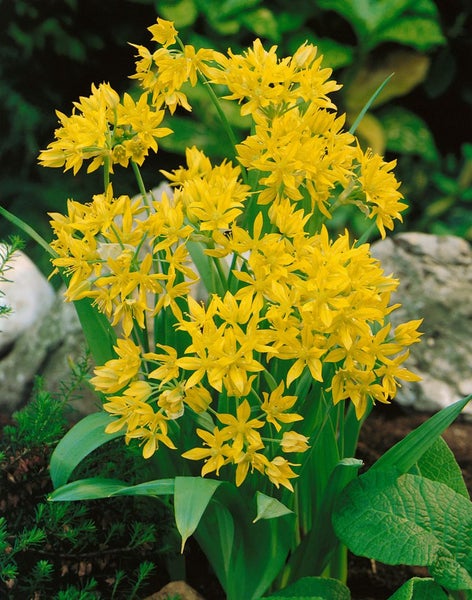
1 0 470 274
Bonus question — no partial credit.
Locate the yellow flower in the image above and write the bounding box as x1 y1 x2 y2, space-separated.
157 384 185 419
147 18 177 47
357 147 408 238
234 442 269 487
280 431 310 453
265 457 299 492
182 428 234 477
261 382 302 432
217 400 264 454
91 338 142 394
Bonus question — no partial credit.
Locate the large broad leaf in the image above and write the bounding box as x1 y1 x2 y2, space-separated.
50 412 124 488
379 16 445 50
387 577 449 600
333 469 472 591
49 477 175 501
379 106 439 162
261 576 350 599
174 476 222 552
316 0 413 41
416 437 469 499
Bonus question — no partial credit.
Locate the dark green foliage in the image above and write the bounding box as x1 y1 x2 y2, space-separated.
0 0 470 277
0 375 180 599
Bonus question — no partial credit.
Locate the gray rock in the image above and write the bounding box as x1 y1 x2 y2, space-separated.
0 247 55 351
371 232 472 418
0 289 96 415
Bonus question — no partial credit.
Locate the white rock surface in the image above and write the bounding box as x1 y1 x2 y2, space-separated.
0 247 55 352
371 232 472 418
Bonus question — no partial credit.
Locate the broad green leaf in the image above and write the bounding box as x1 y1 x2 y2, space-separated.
261 576 350 599
50 412 124 488
241 8 279 41
333 470 472 591
174 476 221 552
370 395 471 474
159 0 198 28
379 106 439 162
48 477 129 501
416 437 469 499
387 577 449 599
49 477 175 501
253 492 293 523
317 0 412 41
379 16 445 50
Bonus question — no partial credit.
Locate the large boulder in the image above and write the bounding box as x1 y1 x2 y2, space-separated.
371 232 472 417
0 247 55 352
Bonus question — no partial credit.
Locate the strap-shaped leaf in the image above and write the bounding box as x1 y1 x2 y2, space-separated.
370 395 471 475
50 412 124 488
49 477 175 501
174 476 222 552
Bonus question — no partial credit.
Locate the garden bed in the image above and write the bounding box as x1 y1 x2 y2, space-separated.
1 402 470 599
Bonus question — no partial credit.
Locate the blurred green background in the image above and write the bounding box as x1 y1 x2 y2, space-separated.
1 0 471 274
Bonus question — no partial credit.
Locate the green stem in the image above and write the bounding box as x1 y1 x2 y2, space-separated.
131 160 151 211
0 205 57 258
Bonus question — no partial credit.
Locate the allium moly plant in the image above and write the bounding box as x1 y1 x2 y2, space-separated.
2 18 470 600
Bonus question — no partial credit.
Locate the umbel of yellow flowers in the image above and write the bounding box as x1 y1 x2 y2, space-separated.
39 19 422 492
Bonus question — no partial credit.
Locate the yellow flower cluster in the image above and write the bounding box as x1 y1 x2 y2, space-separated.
41 19 422 491
38 83 172 174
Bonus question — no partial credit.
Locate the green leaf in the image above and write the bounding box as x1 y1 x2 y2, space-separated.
253 492 293 523
174 476 222 552
48 477 175 501
240 8 279 41
387 577 449 599
379 106 439 162
261 576 350 599
195 483 294 599
48 477 130 501
333 470 472 591
370 395 472 474
73 297 117 365
379 16 445 50
159 0 198 28
349 74 394 135
416 437 469 499
317 0 412 41
49 412 124 489
287 458 363 581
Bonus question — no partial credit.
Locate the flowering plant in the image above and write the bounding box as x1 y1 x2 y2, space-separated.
2 18 470 600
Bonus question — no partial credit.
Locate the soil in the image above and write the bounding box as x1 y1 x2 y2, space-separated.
1 402 471 599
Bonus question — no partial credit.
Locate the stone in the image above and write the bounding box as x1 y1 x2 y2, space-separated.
0 247 55 352
0 288 93 414
371 232 472 418
144 581 206 600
